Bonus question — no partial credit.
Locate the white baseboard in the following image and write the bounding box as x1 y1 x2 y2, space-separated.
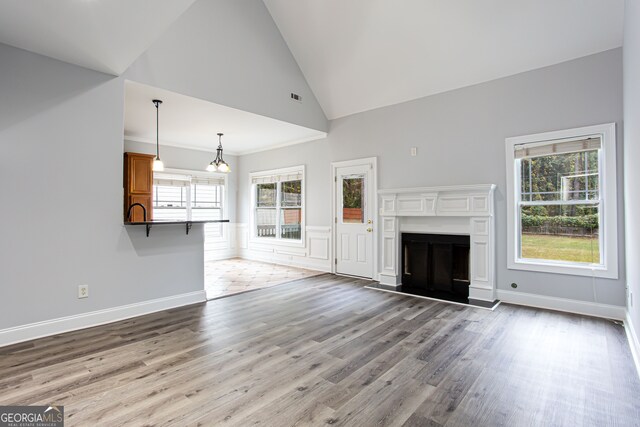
625 311 640 379
0 290 206 348
497 289 626 321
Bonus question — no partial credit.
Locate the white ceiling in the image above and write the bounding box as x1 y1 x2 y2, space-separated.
0 0 196 75
0 0 626 123
124 81 327 155
264 0 625 119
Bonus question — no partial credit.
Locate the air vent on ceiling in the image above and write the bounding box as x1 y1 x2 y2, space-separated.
290 92 302 103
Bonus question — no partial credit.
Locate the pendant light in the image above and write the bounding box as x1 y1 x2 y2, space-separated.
152 99 164 172
207 133 231 173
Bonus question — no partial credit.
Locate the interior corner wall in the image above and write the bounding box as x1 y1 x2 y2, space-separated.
624 1 640 341
237 48 626 307
0 44 206 333
124 0 328 133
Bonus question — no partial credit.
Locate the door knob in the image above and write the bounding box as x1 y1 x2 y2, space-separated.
367 227 373 232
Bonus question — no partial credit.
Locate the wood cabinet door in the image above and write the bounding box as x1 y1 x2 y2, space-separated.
129 155 153 194
127 195 152 222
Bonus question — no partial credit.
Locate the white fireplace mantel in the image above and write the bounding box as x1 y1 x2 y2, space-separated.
377 184 497 305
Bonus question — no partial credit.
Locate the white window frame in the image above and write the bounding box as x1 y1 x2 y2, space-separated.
154 167 228 241
250 165 305 247
505 123 618 279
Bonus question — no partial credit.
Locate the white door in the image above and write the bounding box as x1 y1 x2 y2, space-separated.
335 163 374 278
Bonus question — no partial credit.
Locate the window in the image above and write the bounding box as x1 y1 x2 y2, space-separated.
506 123 618 278
153 174 190 221
342 175 365 223
153 172 225 238
251 166 304 243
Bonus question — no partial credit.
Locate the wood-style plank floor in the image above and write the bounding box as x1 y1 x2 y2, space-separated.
1 274 639 426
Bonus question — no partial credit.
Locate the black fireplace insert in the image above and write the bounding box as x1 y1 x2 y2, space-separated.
400 233 470 304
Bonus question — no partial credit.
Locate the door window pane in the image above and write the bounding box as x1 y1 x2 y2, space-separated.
520 204 600 264
342 176 364 223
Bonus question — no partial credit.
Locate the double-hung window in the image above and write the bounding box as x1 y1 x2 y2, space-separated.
251 166 304 244
153 171 225 238
505 123 618 278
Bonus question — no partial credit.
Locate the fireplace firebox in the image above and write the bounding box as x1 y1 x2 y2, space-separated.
401 233 470 303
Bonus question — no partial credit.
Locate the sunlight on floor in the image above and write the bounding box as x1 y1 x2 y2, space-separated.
204 258 322 299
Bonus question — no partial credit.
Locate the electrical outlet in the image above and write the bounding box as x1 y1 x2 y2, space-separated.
410 147 417 156
78 284 89 299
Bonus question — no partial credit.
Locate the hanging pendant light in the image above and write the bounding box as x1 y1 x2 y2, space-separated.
152 99 164 172
207 133 231 173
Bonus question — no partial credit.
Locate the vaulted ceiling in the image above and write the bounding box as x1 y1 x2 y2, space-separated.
264 0 625 119
0 0 625 122
0 0 196 75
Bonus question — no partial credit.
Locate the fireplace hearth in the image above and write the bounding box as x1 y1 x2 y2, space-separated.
401 233 470 303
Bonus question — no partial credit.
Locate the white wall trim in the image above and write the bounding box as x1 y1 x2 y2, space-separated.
240 251 331 273
505 123 619 279
238 224 332 272
124 133 327 156
497 289 625 320
306 226 331 232
625 311 640 379
0 291 206 348
248 165 306 247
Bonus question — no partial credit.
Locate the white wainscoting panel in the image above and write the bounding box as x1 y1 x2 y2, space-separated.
205 223 240 261
239 225 332 272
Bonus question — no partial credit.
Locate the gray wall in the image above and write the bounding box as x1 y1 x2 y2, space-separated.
624 1 640 329
238 48 626 306
0 44 205 329
124 0 327 133
123 140 238 224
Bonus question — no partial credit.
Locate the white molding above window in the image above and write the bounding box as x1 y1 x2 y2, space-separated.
505 123 618 279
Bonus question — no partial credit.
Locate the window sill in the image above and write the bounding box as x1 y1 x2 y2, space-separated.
508 258 617 279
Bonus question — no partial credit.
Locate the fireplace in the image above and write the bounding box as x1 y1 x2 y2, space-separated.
401 233 470 303
377 184 497 307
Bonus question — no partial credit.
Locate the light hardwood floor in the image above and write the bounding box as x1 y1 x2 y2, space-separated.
205 258 321 299
1 274 639 426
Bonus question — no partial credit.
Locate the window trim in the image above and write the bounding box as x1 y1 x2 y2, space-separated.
249 165 305 247
505 123 618 279
155 167 228 241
